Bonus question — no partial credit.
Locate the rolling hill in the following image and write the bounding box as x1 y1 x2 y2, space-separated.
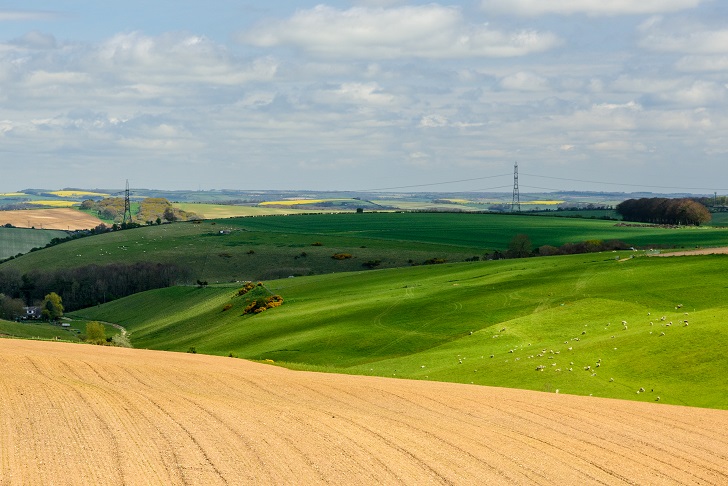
71 250 728 410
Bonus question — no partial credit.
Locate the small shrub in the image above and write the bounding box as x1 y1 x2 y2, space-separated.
111 333 132 348
222 303 233 312
423 258 447 265
247 250 255 254
311 242 323 246
331 253 353 260
362 260 381 269
237 282 256 296
218 252 233 258
187 346 197 354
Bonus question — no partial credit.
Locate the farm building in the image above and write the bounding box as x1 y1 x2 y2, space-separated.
22 306 41 320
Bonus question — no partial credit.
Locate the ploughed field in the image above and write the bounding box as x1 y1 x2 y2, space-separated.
0 208 103 230
1 339 726 485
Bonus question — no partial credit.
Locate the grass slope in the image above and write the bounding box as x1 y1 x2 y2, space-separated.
4 212 728 283
0 227 68 259
71 252 728 409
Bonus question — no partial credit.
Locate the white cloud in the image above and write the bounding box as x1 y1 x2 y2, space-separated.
676 55 728 72
500 71 549 91
639 17 728 54
669 81 726 106
314 82 396 106
481 0 703 16
240 5 561 59
0 10 59 21
93 32 278 85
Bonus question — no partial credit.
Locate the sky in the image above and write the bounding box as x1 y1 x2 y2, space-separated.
1 0 728 194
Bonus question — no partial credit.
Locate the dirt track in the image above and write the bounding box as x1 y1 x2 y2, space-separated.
0 208 103 230
0 339 726 485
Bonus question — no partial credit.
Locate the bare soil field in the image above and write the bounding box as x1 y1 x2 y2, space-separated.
1 339 726 485
0 208 103 230
649 246 728 257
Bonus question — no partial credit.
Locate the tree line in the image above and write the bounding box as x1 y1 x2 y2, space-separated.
0 262 189 318
615 198 711 226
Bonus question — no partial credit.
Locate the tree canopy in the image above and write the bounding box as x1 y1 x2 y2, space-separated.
616 198 711 226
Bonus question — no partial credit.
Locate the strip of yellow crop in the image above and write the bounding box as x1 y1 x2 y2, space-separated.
27 200 80 207
260 199 348 206
0 192 27 197
523 200 564 205
49 190 109 197
439 199 471 204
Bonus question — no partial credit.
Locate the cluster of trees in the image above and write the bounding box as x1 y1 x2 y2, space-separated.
0 262 189 313
616 198 711 226
80 197 197 224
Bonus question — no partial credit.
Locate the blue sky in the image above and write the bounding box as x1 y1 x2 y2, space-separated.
1 1 727 193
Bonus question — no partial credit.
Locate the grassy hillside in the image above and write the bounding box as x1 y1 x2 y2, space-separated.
3 212 728 283
71 252 728 409
0 227 69 259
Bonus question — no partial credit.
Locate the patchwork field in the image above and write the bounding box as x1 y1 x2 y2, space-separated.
1 339 725 485
0 208 103 230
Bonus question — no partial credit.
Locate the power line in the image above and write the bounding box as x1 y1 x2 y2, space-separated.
360 173 511 192
521 173 726 192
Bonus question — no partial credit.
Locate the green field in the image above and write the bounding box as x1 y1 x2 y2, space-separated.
70 251 728 409
0 318 118 342
3 212 728 284
0 227 69 260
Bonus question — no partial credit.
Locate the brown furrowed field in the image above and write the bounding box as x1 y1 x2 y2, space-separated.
0 208 103 230
1 339 726 485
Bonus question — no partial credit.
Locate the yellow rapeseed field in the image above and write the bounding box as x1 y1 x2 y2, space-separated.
49 190 110 197
27 200 80 207
259 198 349 206
523 200 565 205
0 192 26 197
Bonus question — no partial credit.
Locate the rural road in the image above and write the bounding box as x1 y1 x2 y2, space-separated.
0 339 726 485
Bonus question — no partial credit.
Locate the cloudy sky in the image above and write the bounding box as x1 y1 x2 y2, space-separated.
1 0 727 194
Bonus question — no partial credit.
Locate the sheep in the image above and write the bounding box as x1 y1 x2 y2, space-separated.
656 396 661 401
660 332 665 336
584 365 591 370
536 365 546 371
639 387 645 392
684 321 689 327
609 377 614 382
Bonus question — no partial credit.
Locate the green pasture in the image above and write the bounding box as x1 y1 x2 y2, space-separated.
0 319 118 342
0 227 69 260
71 252 728 409
3 212 728 283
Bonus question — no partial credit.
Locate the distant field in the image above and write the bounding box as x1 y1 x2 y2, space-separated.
72 251 728 409
48 190 109 197
5 212 728 282
0 208 103 230
173 203 311 218
0 227 69 259
26 200 79 207
0 319 117 341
